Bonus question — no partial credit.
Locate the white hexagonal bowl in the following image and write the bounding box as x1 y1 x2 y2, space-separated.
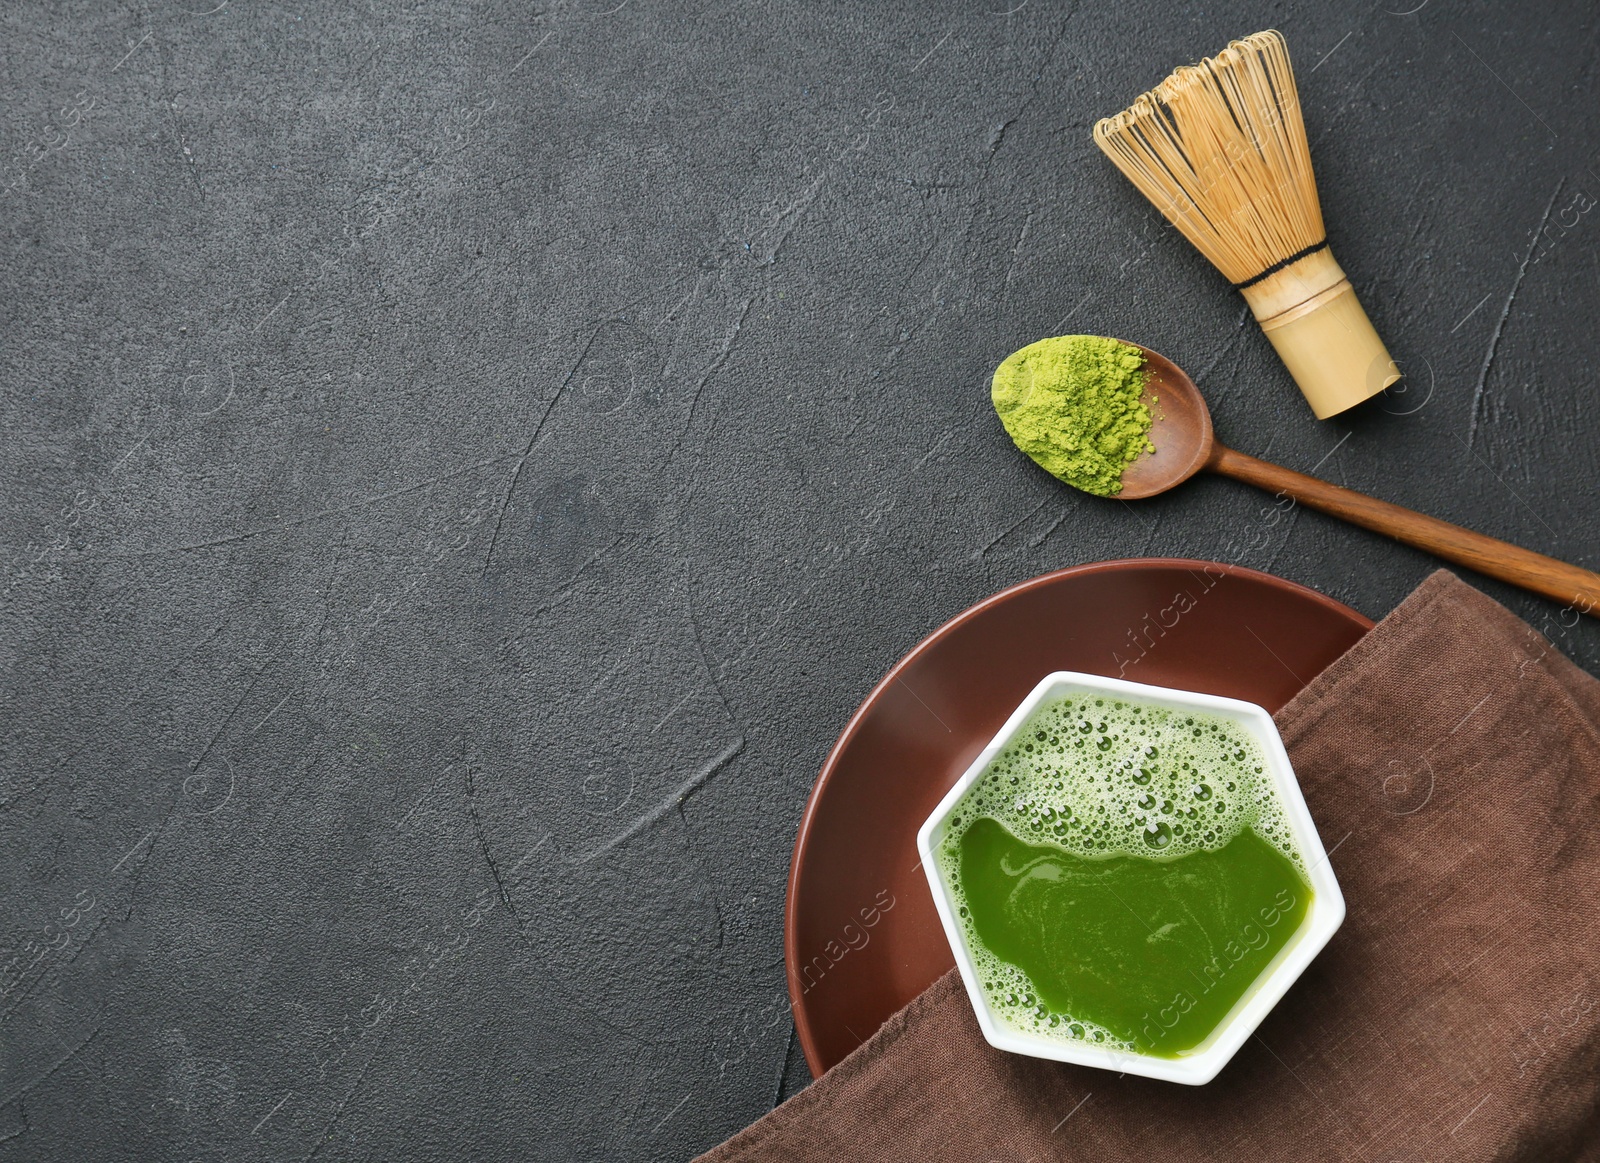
917 670 1345 1085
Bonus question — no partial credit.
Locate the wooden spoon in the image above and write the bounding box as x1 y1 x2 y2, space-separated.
1116 343 1600 615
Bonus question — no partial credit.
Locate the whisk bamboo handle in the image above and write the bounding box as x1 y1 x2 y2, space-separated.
1208 444 1600 614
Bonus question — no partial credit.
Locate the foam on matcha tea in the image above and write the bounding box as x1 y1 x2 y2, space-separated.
934 693 1312 1058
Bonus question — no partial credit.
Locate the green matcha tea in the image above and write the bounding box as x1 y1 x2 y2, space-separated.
934 693 1312 1058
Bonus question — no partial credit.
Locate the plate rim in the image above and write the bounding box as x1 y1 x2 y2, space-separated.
783 557 1375 1077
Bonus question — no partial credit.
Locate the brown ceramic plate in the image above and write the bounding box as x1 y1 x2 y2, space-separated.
784 557 1373 1076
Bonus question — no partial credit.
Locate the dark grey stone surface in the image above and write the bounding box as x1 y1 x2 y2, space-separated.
2 0 1596 1158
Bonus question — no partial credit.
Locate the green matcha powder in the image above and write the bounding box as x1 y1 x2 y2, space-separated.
991 335 1155 496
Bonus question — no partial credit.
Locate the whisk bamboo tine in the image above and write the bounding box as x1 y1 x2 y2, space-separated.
1094 31 1396 418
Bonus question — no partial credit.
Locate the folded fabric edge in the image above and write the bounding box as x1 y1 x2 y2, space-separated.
692 970 964 1162
1278 569 1600 752
1275 569 1469 745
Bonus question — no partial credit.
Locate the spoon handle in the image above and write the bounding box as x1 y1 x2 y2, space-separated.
1208 444 1600 615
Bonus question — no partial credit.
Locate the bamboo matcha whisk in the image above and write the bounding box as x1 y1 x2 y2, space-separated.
1094 30 1399 418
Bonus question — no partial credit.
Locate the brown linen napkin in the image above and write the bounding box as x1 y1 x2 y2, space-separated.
700 571 1600 1162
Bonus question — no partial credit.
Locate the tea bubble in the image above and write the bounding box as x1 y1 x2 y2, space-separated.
1144 821 1172 849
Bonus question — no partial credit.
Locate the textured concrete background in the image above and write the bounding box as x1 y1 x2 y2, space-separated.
1 0 1596 1158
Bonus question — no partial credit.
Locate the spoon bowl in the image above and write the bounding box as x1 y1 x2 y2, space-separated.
1118 344 1215 500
